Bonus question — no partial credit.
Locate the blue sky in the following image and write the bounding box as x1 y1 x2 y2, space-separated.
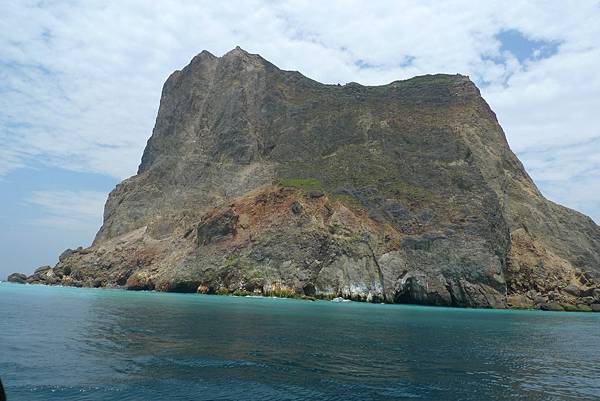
1 0 600 279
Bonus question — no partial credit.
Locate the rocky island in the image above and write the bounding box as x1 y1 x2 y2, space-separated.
10 47 600 311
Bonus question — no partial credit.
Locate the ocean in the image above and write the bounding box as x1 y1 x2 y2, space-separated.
1 282 599 400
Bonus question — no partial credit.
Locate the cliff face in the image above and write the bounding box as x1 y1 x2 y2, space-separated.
20 47 600 310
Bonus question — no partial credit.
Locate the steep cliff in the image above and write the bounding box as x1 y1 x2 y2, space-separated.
20 47 600 310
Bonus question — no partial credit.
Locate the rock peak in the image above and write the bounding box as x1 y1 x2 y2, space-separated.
222 46 255 59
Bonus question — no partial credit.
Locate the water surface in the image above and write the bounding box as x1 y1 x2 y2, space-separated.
1 282 599 400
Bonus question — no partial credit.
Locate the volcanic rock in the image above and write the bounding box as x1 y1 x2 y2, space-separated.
23 47 600 309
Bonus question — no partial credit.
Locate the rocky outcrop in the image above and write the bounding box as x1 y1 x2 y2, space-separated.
13 47 600 310
7 273 27 284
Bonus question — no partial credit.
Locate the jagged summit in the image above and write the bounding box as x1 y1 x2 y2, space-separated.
14 48 600 311
192 46 268 66
186 46 257 61
224 45 256 57
187 47 474 90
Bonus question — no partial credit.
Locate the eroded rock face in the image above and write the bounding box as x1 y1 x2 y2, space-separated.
16 47 600 309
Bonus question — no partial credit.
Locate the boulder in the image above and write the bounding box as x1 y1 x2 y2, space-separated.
581 296 596 305
291 201 303 215
125 273 155 291
7 273 27 284
563 284 581 297
27 265 54 284
540 302 564 312
58 247 82 262
197 285 210 294
34 265 52 274
507 294 531 309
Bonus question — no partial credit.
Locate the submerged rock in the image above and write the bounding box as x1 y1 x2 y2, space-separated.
21 47 600 310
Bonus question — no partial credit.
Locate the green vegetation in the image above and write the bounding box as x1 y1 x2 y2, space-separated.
223 254 240 269
232 289 254 297
279 178 322 192
562 304 579 312
279 176 365 208
556 303 596 312
215 287 230 295
399 74 460 87
314 293 337 301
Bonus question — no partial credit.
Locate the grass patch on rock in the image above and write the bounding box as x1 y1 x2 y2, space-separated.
279 178 323 192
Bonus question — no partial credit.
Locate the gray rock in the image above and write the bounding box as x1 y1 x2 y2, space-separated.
34 265 52 274
563 284 581 297
541 302 565 312
27 265 55 284
7 273 27 284
291 201 303 215
507 294 531 308
581 287 600 299
59 248 81 263
581 296 596 305
197 209 238 246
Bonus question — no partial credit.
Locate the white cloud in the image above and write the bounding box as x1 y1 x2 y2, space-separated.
0 148 26 176
1 0 599 221
25 190 107 233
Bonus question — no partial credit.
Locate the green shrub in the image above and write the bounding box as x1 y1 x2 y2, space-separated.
232 289 254 297
562 304 579 312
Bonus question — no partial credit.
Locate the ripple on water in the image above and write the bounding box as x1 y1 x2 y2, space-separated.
1 283 600 401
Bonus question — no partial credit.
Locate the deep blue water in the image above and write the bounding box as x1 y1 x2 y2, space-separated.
1 282 599 401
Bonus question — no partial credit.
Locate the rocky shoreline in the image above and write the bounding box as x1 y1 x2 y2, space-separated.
8 250 600 312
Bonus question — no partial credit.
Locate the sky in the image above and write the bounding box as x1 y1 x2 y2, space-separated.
1 0 599 279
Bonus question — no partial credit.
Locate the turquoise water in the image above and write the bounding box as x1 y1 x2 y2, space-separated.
1 283 599 400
